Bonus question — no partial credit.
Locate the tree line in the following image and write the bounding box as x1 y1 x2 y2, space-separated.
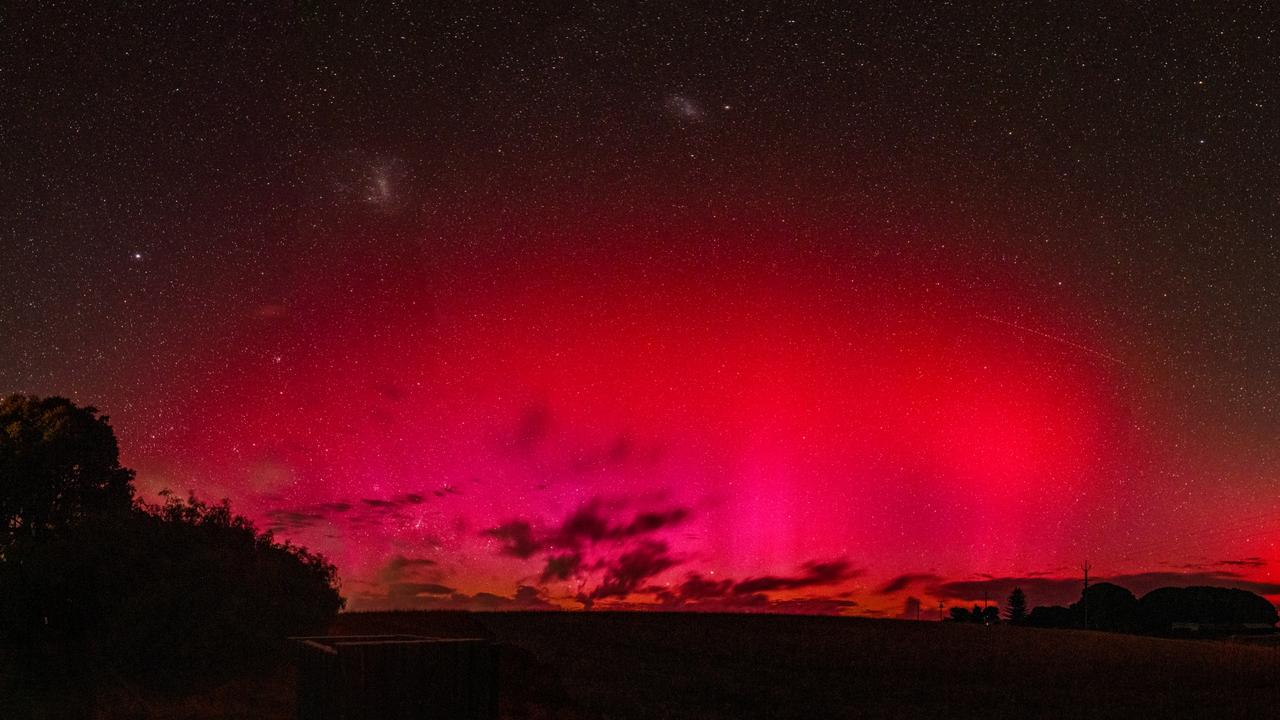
945 582 1277 635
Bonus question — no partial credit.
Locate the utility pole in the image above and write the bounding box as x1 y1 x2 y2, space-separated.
1081 560 1092 630
938 600 945 622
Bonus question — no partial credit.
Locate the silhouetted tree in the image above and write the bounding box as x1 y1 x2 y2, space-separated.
947 604 1000 624
1135 586 1278 634
0 395 344 690
1005 587 1027 624
1069 582 1136 631
1022 584 1278 637
0 395 134 549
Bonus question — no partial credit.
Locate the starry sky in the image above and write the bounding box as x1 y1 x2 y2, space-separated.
3 4 1278 616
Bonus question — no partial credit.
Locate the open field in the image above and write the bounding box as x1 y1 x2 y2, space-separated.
10 612 1280 719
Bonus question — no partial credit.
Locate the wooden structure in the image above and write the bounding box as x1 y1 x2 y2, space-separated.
291 635 499 720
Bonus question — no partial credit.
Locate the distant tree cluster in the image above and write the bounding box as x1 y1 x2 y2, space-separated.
951 581 1278 636
944 587 1027 625
1025 582 1277 635
947 604 1000 624
0 395 344 691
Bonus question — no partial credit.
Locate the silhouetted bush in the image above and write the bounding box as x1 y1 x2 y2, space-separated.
947 605 999 624
1025 605 1073 628
1 494 343 688
0 395 344 691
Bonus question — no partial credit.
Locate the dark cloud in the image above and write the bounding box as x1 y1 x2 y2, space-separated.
732 560 860 595
617 508 690 539
482 498 691 562
353 584 556 612
589 540 679 600
556 502 612 545
540 552 583 583
1166 561 1216 571
551 501 689 548
930 576 1094 607
264 509 325 532
877 573 943 595
386 582 456 605
266 493 440 534
673 573 734 601
644 560 862 615
386 555 436 571
648 586 857 616
484 520 542 559
467 585 558 611
378 554 439 584
654 593 857 615
1217 557 1267 568
765 598 859 615
482 499 693 604
263 501 354 531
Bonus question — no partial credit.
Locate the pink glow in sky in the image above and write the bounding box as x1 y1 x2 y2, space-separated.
113 215 1280 615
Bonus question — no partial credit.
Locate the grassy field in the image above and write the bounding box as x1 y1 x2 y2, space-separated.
12 612 1280 719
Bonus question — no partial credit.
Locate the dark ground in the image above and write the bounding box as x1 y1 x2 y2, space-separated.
9 612 1280 719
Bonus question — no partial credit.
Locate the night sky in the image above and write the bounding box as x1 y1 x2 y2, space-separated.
3 4 1278 615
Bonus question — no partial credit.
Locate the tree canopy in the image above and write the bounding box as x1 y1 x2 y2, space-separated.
948 604 1000 624
1024 582 1276 635
1071 582 1137 631
1136 586 1278 631
0 395 134 548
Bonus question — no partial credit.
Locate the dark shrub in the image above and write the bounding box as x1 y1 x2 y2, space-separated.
1025 605 1074 628
1 494 344 689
